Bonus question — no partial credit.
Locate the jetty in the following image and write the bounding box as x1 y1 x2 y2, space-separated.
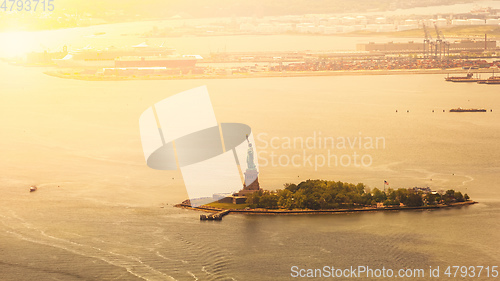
200 210 231 221
174 204 233 221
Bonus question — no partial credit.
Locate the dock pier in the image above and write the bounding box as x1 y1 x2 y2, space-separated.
200 210 231 221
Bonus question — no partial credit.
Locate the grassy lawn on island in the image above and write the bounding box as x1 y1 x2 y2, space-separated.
205 203 250 210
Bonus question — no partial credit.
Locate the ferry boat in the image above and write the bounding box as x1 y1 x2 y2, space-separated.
449 108 487 112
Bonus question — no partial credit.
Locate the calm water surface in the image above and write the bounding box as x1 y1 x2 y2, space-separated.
1 26 500 280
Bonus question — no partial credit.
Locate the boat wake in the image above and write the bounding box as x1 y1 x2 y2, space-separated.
0 208 178 281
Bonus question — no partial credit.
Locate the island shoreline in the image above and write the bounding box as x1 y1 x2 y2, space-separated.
175 200 477 216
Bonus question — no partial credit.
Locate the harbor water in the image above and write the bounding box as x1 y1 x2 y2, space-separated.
1 26 500 280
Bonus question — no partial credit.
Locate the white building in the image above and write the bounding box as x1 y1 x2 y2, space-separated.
405 19 418 25
328 17 340 25
324 26 338 34
356 16 368 25
451 19 469 26
276 23 293 33
378 24 396 32
435 18 447 27
397 24 419 31
240 23 257 32
485 18 500 25
341 16 356 25
352 25 365 31
365 24 379 32
256 23 274 33
468 19 485 25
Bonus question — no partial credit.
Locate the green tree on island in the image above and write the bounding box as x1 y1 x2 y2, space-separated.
246 180 469 210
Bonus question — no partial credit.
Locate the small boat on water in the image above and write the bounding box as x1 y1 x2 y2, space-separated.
29 185 37 192
445 68 480 82
483 79 500 84
449 108 487 112
478 71 500 84
446 77 481 82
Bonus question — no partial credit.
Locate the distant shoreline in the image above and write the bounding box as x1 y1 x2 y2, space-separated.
175 200 477 216
44 68 496 81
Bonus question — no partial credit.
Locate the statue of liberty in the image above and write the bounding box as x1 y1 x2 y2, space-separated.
246 134 256 170
237 134 260 194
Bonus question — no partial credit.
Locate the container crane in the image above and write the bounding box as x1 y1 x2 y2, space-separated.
434 23 450 59
434 23 442 59
423 24 435 58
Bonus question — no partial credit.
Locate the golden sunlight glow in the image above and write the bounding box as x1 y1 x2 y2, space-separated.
0 31 38 58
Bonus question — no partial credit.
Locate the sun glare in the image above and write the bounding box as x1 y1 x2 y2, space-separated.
0 31 37 58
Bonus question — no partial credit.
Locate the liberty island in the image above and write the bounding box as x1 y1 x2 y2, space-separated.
176 137 475 220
